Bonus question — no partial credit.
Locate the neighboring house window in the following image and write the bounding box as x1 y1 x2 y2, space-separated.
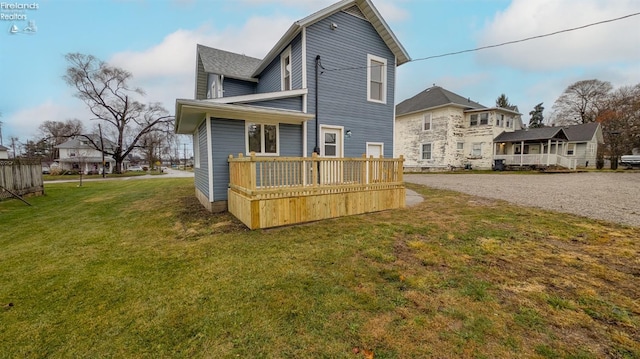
457 142 464 153
497 115 504 127
281 47 292 91
567 143 575 156
421 143 432 160
472 143 482 157
247 122 279 155
480 113 489 125
367 54 387 103
422 113 432 131
506 119 511 128
470 114 478 126
587 143 596 155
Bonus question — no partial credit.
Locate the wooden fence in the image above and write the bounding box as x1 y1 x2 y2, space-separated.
0 159 44 201
228 153 405 229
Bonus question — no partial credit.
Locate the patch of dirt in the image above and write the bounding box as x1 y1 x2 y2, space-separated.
173 196 247 239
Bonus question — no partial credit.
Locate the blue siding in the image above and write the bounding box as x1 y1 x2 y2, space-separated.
256 56 281 93
291 33 303 89
224 78 256 97
211 118 245 201
194 120 209 198
250 96 303 111
280 123 303 156
305 11 395 158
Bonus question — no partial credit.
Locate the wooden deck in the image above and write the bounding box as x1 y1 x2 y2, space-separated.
228 153 405 229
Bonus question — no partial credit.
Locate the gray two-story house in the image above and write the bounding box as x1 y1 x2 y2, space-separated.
175 0 410 212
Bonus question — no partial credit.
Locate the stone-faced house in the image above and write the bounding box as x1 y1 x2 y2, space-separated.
175 0 410 214
395 86 523 170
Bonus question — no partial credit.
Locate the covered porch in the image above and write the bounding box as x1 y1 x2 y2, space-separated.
228 153 405 229
493 127 577 170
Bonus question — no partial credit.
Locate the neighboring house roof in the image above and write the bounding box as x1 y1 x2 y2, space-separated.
252 0 411 77
0 145 8 151
563 122 601 142
396 86 486 116
55 136 116 150
494 127 569 142
197 45 262 82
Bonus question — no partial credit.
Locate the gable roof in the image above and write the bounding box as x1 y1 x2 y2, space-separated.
494 127 569 142
252 0 410 77
197 45 262 82
562 122 600 142
0 145 8 151
396 86 486 116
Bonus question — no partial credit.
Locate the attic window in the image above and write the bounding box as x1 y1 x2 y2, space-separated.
342 5 367 20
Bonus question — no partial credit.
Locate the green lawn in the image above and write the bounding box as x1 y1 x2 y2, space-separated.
1 178 638 358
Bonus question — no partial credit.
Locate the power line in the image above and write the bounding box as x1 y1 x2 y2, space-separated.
323 11 640 73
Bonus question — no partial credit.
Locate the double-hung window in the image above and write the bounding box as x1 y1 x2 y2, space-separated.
422 113 432 131
470 114 478 126
281 47 292 91
480 113 489 125
421 143 432 160
247 123 279 155
472 143 482 157
367 54 387 103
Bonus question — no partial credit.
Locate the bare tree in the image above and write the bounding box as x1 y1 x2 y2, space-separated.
551 79 612 125
37 119 84 162
597 83 640 169
63 53 174 173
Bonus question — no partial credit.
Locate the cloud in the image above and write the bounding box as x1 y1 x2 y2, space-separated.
3 100 94 141
477 0 640 71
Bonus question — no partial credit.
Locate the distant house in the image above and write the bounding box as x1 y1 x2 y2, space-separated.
0 145 8 160
54 137 117 174
175 0 410 215
494 122 603 169
395 86 523 170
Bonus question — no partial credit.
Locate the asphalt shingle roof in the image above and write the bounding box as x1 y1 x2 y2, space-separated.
396 86 486 116
563 122 599 142
494 127 569 142
197 44 262 82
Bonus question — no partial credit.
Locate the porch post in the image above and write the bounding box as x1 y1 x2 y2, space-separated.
547 139 551 166
520 140 524 166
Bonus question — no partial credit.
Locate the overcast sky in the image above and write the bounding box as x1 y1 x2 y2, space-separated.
1 0 639 145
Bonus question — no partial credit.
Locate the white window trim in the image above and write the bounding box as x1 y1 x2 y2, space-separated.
456 142 464 153
471 142 482 157
421 143 432 160
567 143 576 156
245 122 280 156
193 126 200 169
319 125 344 158
422 113 432 131
365 142 384 158
366 54 387 104
281 46 292 91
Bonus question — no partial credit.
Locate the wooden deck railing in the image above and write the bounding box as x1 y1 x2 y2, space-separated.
227 153 405 229
228 153 404 197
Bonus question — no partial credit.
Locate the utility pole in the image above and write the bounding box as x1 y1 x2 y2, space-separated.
99 124 106 178
183 143 186 168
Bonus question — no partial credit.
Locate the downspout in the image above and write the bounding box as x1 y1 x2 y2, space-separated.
314 55 321 154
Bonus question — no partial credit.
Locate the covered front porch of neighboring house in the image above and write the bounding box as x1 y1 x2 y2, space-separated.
55 157 117 174
175 98 406 230
493 127 577 170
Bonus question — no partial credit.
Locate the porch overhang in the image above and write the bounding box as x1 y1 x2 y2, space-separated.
175 99 314 134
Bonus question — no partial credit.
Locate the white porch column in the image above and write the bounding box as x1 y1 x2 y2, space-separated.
520 140 524 166
547 139 551 166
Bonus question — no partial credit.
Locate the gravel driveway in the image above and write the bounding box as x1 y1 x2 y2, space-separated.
405 172 640 227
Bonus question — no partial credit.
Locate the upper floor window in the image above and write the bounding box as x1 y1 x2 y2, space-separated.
207 74 222 99
421 143 432 160
470 114 478 126
480 113 489 125
422 113 432 131
247 122 279 155
281 47 292 91
367 54 387 103
506 119 511 128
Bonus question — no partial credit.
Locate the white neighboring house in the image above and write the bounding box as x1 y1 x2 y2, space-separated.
0 145 8 159
395 86 523 170
54 137 116 174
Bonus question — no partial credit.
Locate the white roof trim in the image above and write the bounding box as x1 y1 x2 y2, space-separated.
175 99 314 134
205 88 308 105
